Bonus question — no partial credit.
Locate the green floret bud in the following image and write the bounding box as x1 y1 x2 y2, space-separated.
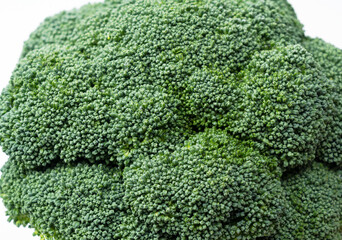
234 44 332 168
0 161 124 240
0 0 307 171
302 37 342 165
123 129 282 239
0 0 341 239
276 162 342 240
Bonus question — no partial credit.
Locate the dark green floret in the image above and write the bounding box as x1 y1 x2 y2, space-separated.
302 38 342 165
238 44 334 168
123 129 282 240
277 162 342 240
0 0 341 239
0 161 124 239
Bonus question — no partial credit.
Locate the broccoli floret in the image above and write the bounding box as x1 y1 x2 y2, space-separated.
0 161 124 239
277 162 342 240
123 129 282 239
235 45 332 168
0 0 341 239
302 38 342 165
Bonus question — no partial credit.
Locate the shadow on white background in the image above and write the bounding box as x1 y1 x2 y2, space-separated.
288 0 342 49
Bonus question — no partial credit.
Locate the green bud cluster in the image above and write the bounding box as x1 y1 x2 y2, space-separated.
0 0 341 239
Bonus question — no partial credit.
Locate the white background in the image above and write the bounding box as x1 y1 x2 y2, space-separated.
0 0 341 239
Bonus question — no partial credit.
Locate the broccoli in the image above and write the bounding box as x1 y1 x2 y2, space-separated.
0 0 341 239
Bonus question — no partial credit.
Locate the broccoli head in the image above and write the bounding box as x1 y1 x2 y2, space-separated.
0 0 341 239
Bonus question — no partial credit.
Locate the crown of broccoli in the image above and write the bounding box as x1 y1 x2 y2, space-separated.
0 0 341 239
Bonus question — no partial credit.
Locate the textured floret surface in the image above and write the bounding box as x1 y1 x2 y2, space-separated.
0 0 341 239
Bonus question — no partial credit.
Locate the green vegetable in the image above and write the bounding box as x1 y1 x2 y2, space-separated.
0 0 341 239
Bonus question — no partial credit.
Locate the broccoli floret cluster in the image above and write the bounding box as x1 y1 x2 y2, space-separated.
278 162 342 240
0 0 341 239
123 129 283 239
0 161 124 240
302 38 342 164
